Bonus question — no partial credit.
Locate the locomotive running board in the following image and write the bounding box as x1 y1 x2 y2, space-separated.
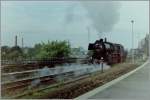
75 60 149 99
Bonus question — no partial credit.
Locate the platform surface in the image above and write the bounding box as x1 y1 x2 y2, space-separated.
89 61 150 99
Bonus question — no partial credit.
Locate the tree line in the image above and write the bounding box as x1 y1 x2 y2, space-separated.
1 40 86 61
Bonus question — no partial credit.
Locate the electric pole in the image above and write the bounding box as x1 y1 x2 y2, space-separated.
15 35 18 47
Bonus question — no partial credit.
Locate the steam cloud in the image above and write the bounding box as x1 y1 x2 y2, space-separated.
82 1 120 34
65 5 75 25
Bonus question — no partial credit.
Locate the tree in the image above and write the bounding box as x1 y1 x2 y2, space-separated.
36 40 71 59
1 46 10 60
1 46 23 61
8 46 23 60
1 40 71 60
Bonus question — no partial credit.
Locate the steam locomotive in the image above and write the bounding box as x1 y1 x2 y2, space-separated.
88 38 127 65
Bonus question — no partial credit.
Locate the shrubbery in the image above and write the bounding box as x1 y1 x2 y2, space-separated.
1 40 71 60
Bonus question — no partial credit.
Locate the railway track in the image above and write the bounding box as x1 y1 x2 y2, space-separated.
13 74 91 99
2 63 108 98
2 63 99 84
1 71 76 98
2 70 91 99
2 70 77 92
2 75 55 91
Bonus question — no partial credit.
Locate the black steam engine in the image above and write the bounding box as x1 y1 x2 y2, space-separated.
88 38 127 65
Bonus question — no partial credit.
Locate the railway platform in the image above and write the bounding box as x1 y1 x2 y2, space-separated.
76 60 150 99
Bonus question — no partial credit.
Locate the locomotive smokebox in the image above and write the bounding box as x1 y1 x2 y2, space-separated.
88 43 94 50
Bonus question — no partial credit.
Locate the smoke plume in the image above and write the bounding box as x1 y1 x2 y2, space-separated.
82 1 120 34
65 4 76 25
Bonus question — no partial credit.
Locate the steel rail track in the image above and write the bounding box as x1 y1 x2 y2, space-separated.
2 64 92 85
2 71 76 91
2 69 40 76
13 74 91 99
2 70 91 99
2 64 96 97
2 75 56 91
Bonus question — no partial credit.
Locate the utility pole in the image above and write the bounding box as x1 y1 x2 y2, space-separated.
148 33 150 60
131 20 134 64
15 35 17 46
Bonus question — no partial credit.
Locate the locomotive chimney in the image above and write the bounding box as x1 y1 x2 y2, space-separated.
105 38 107 42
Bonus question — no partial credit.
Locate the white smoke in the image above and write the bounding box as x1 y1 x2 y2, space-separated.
82 1 120 34
28 79 41 89
39 66 50 77
65 5 76 25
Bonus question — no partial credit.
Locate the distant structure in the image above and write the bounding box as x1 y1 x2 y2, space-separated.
15 35 18 46
138 34 149 59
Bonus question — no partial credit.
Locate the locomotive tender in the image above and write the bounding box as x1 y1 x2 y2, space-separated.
88 38 126 65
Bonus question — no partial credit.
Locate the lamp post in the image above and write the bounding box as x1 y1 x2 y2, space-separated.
131 20 134 64
148 33 150 60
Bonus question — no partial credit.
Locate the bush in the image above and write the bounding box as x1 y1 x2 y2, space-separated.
35 40 71 59
1 40 71 61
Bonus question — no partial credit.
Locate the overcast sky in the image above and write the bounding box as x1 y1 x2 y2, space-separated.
1 1 149 50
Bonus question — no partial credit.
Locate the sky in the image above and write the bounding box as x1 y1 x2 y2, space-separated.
1 1 149 50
